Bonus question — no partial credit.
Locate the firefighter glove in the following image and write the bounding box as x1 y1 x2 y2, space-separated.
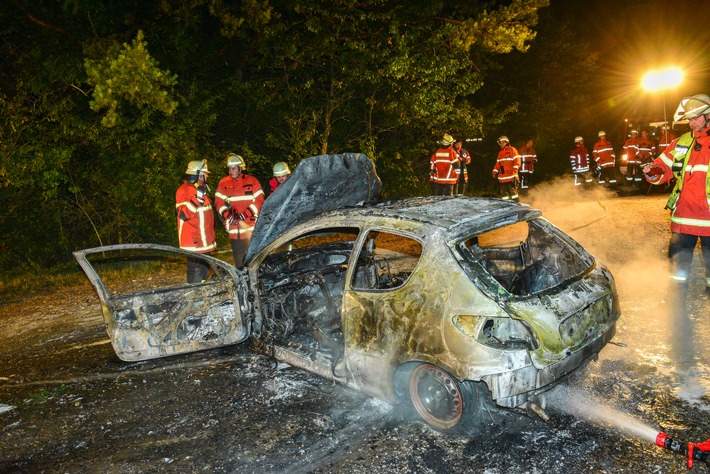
643 164 664 183
229 212 247 225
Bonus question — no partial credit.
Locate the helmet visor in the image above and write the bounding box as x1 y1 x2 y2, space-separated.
675 95 710 121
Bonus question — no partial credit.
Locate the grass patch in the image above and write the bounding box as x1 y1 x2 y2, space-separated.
24 385 70 405
0 263 90 307
0 244 238 308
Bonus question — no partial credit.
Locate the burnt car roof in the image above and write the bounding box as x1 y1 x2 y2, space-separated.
246 154 541 261
317 196 542 240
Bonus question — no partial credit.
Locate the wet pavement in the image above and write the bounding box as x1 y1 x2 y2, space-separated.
1 186 709 473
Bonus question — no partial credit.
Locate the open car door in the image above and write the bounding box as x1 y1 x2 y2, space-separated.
74 244 251 361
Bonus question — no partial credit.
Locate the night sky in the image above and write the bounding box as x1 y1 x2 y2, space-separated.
548 0 710 124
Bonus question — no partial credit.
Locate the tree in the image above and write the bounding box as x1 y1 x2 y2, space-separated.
0 0 549 272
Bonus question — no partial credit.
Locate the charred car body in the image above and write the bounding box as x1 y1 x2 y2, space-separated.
75 154 621 431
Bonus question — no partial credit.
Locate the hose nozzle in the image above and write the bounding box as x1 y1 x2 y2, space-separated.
656 432 710 469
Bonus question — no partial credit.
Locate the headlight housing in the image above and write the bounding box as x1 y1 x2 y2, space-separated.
453 315 537 351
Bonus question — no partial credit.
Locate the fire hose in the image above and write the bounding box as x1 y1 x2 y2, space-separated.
656 432 710 469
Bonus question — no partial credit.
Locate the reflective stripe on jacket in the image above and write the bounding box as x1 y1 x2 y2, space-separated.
636 137 656 163
650 131 710 236
519 145 537 173
593 139 616 168
492 145 521 183
659 131 678 152
454 148 471 183
569 145 590 172
430 146 459 184
176 182 216 253
623 137 640 163
215 174 265 240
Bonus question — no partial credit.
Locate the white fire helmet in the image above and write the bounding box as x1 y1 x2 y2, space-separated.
441 133 455 146
272 162 291 177
598 131 606 137
497 135 509 146
574 136 584 143
185 160 209 176
674 94 710 121
225 153 246 169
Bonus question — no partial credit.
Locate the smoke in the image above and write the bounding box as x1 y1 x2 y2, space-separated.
525 178 710 410
522 177 671 299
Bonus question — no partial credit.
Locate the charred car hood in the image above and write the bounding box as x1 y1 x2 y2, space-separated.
245 153 382 263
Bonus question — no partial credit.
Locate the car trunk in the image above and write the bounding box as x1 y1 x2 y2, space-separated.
456 217 621 368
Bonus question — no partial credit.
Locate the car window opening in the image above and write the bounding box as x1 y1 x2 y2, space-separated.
352 231 423 291
257 228 360 358
459 219 593 296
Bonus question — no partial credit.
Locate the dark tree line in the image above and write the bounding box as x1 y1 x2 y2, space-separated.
1 0 606 273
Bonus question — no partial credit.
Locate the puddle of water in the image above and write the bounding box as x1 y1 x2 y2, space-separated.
671 368 710 411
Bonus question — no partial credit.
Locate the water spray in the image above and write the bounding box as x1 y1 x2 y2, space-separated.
655 432 710 469
548 386 710 469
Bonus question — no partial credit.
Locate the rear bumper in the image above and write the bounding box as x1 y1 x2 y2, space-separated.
480 324 616 408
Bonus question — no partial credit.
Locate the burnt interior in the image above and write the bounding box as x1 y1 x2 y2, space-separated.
257 241 355 356
256 230 420 359
461 219 594 296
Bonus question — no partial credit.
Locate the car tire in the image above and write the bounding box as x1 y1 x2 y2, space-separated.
406 363 481 431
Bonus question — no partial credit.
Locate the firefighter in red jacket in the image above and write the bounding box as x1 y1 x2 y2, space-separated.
268 161 291 195
644 94 710 297
430 133 459 196
635 130 656 182
592 131 617 186
658 125 678 152
492 135 521 201
453 139 471 195
518 138 537 191
215 153 265 269
570 136 593 187
623 129 641 183
176 159 216 283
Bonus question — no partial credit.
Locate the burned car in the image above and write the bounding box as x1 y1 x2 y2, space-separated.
75 154 620 431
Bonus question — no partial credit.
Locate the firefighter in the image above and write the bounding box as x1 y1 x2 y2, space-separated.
215 153 265 269
658 125 678 153
623 129 641 183
430 133 459 196
492 135 521 201
518 138 538 191
453 139 471 195
592 131 617 186
635 130 656 182
643 93 710 297
268 161 291 195
175 159 216 283
570 136 593 187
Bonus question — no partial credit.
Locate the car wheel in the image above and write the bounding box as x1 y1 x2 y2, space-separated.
407 363 477 431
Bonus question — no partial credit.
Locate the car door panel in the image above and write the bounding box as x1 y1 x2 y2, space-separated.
74 244 251 361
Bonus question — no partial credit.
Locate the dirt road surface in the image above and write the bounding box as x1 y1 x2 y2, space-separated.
1 183 709 473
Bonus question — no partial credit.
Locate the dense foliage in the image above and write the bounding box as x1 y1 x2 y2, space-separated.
3 0 605 272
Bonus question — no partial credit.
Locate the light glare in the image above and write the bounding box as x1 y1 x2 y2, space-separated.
642 67 683 91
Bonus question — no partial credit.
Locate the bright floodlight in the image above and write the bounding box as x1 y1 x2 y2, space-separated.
642 67 684 91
